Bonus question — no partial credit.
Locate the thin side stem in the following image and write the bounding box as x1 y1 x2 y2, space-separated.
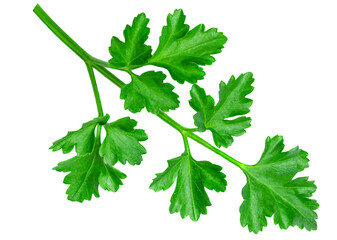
182 135 191 155
86 62 104 143
95 125 102 144
85 62 104 117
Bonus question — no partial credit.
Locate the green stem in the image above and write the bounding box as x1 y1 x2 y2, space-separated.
85 62 104 117
156 111 187 132
93 65 125 88
182 135 191 155
34 4 246 169
33 4 111 68
34 4 89 61
95 125 102 144
86 62 104 144
89 57 111 68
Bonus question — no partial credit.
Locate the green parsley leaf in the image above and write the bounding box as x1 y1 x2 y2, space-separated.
189 73 254 148
239 136 319 233
100 117 148 166
120 71 179 113
53 143 126 202
148 9 227 84
50 115 110 154
150 152 227 221
109 13 152 70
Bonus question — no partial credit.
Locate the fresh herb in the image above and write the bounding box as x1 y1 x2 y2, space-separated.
34 4 319 233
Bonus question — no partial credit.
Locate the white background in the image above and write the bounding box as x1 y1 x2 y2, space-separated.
1 0 336 239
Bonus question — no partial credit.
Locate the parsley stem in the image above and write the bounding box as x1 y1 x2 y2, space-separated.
94 65 126 88
95 125 102 144
33 4 111 68
33 4 89 61
85 62 104 144
182 135 191 154
34 4 245 169
85 63 104 117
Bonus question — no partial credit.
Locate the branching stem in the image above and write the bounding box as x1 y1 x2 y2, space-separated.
34 4 246 169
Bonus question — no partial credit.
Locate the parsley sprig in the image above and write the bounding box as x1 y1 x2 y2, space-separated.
34 4 318 233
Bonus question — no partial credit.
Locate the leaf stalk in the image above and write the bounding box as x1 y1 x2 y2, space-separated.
85 62 104 117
